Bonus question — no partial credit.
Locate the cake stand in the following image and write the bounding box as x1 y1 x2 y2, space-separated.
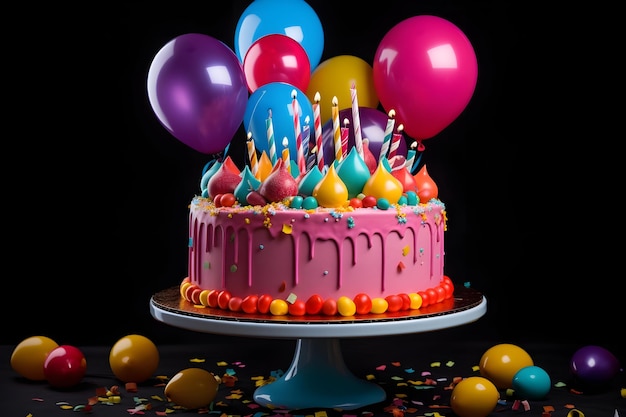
150 286 486 411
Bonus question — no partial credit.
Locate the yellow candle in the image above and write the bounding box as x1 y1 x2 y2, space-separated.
332 96 341 162
282 137 291 173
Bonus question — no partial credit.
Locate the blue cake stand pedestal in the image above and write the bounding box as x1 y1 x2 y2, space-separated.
150 286 486 411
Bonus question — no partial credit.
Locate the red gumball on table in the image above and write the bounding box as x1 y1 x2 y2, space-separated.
43 345 87 388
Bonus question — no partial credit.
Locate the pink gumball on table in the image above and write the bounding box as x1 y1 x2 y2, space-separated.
43 345 87 388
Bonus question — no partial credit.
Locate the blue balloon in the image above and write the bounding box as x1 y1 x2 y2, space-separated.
234 0 324 71
244 82 314 161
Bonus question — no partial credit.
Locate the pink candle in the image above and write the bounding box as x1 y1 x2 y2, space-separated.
341 118 350 158
313 92 324 170
331 96 342 162
292 89 305 174
388 123 404 161
350 83 364 160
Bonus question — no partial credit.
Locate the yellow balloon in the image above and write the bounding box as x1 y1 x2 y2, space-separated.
11 336 59 381
306 55 379 124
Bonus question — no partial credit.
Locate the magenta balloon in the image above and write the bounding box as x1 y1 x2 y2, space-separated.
373 15 478 140
244 34 311 93
321 107 407 164
147 33 248 154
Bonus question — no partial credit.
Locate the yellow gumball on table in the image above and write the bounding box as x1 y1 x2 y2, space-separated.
165 367 220 409
450 376 499 417
479 343 534 389
109 334 159 383
11 335 59 381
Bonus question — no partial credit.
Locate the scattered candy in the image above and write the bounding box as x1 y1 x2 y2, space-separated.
479 343 534 389
164 368 220 409
512 365 551 400
43 345 87 388
11 335 59 381
450 376 499 417
569 345 621 389
109 334 160 383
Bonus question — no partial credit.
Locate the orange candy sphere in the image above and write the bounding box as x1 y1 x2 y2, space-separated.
479 343 534 389
11 336 59 381
109 334 160 383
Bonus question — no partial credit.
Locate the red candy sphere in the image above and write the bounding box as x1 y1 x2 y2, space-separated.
43 345 87 388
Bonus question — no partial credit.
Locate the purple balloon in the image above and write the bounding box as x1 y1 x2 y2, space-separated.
321 107 407 165
147 33 248 154
570 345 620 386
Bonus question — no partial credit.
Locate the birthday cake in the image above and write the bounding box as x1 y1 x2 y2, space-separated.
178 140 455 317
146 4 479 318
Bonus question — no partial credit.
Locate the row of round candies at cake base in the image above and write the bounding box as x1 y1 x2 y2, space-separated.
180 275 454 316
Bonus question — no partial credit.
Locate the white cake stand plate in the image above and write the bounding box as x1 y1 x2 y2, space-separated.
150 286 486 410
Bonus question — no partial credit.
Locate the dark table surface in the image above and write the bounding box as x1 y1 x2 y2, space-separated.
3 333 624 416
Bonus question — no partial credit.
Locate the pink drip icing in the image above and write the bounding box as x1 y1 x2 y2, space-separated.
188 201 446 300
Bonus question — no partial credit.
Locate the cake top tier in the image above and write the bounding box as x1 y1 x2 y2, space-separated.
200 145 439 211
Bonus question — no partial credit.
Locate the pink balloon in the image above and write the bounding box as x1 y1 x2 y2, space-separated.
373 15 478 140
243 34 311 93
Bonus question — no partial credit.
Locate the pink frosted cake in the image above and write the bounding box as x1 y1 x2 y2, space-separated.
179 143 455 317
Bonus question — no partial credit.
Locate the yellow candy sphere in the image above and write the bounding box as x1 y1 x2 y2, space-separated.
450 376 499 417
109 334 159 383
165 367 220 409
11 336 59 381
408 292 423 309
337 296 356 316
479 343 533 389
269 299 289 315
370 297 388 314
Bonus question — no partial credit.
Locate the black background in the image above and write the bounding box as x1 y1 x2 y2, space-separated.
4 1 622 356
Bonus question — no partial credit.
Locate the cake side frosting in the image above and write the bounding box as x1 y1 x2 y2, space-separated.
189 197 445 298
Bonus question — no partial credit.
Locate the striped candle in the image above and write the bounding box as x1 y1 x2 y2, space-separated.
331 96 342 162
246 131 258 175
379 109 396 162
341 118 350 158
404 141 417 173
291 89 305 173
303 116 316 172
266 109 277 165
313 92 324 170
388 123 404 160
350 83 364 159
